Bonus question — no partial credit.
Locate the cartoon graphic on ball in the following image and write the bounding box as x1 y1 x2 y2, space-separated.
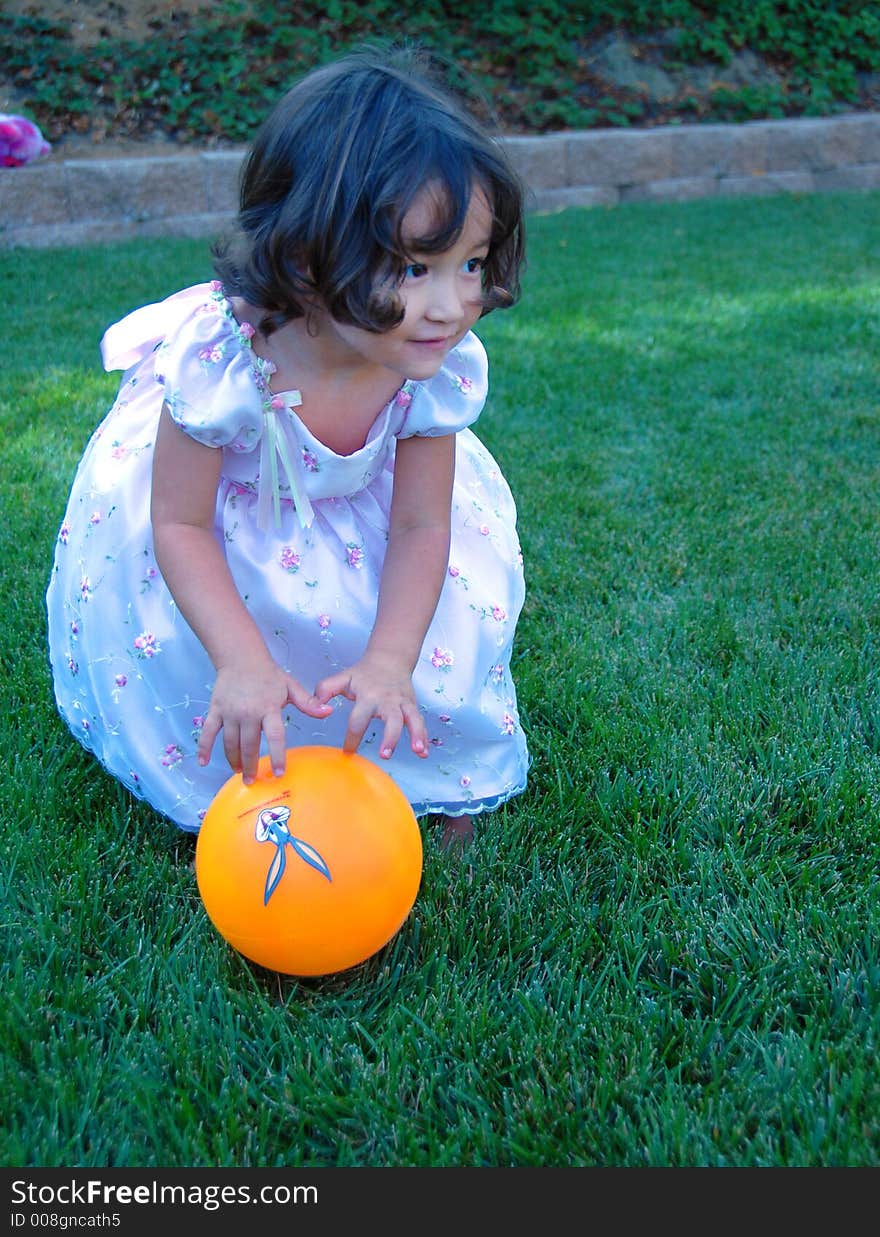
195 746 423 977
254 804 332 905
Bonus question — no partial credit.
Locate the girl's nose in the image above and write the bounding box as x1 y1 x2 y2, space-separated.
426 277 463 322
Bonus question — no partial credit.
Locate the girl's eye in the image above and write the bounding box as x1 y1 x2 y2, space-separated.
464 257 486 275
404 262 428 280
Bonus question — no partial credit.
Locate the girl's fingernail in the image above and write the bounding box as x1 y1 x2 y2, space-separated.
381 747 392 758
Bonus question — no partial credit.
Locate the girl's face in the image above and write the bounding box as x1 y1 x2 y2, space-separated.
327 183 493 381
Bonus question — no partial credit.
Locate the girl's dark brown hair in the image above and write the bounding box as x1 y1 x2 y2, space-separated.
212 42 525 335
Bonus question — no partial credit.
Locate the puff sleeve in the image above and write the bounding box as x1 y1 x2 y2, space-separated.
397 330 489 439
101 282 265 455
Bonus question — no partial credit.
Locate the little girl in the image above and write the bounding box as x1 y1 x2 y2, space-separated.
46 44 529 849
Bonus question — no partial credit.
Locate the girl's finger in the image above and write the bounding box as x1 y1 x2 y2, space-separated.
222 722 242 774
378 710 404 760
197 711 222 767
287 676 335 717
401 699 428 757
262 711 288 778
342 698 376 754
239 720 263 784
313 672 354 705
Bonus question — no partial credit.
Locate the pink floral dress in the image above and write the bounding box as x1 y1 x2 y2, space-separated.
46 282 529 832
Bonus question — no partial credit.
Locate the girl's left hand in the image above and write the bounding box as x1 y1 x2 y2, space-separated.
314 652 429 760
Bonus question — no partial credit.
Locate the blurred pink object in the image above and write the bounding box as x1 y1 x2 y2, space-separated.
0 114 51 167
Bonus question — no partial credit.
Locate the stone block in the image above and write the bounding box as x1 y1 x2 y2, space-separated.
813 113 880 168
502 135 567 190
200 150 245 214
527 185 619 213
752 113 880 174
565 128 674 187
64 156 205 224
842 112 880 163
0 163 70 230
661 119 772 176
2 219 115 249
721 122 773 175
620 175 718 203
761 117 843 172
665 124 736 178
1 209 236 250
813 163 880 192
721 170 815 197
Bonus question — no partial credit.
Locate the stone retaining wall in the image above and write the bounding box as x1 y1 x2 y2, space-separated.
2 112 878 249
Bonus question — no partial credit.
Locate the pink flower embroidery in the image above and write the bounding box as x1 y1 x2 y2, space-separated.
460 775 471 788
115 674 127 688
317 614 331 630
501 713 516 735
439 714 451 724
80 577 92 599
491 605 507 622
59 523 70 545
270 394 285 411
160 744 183 768
431 647 454 670
89 511 102 525
111 444 129 460
198 345 224 364
280 547 301 573
67 657 78 675
479 525 491 537
239 322 256 341
70 621 79 636
133 631 161 658
448 565 460 578
302 448 320 472
346 543 365 569
490 664 504 683
395 388 413 407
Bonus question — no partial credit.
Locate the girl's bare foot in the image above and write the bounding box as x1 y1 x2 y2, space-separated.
439 813 474 852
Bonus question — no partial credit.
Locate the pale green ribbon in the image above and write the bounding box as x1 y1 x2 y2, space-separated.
257 390 315 531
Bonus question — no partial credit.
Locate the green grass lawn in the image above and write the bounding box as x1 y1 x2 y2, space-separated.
2 189 879 1168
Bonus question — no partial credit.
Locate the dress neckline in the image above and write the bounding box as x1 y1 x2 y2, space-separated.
217 285 413 458
272 385 415 460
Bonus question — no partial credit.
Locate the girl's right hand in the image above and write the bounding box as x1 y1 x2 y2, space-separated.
197 660 333 784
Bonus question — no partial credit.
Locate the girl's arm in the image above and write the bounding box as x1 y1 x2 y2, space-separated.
314 431 455 758
150 405 331 782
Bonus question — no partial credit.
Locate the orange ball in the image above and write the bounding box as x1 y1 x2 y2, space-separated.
195 746 423 977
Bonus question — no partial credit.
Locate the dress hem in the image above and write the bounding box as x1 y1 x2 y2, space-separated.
411 785 528 820
54 704 527 834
